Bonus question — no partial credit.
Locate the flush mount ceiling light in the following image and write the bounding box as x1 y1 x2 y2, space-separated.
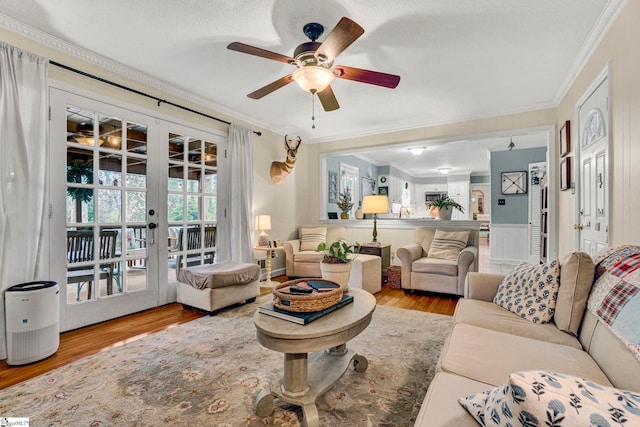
507 137 516 151
438 167 451 175
408 147 425 156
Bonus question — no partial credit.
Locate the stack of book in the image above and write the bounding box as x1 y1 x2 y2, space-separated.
258 293 354 325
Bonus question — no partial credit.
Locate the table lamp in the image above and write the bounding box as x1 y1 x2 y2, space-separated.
361 195 389 243
257 214 271 247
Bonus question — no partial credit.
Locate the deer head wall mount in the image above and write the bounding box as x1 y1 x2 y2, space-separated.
270 135 301 185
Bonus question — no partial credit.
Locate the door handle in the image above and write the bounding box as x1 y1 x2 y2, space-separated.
148 222 157 245
574 224 583 230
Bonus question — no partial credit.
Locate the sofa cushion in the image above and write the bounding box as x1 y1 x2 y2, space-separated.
439 323 612 387
178 261 260 289
554 251 595 335
459 370 640 427
427 229 470 261
493 259 560 324
293 251 325 263
453 299 581 349
415 372 491 427
299 226 326 251
413 256 458 276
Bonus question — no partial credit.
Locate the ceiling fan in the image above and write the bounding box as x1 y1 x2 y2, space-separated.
227 17 401 112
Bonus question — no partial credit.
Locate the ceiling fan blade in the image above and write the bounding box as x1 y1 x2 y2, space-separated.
227 42 295 64
334 65 401 89
315 17 364 63
247 74 294 99
317 85 340 111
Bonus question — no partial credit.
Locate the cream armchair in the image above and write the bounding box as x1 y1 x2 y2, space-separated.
396 227 479 296
283 225 346 278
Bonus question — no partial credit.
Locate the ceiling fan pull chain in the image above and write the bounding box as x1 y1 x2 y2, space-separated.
311 92 316 129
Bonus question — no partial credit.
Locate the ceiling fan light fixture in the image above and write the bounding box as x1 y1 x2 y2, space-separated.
292 66 334 93
438 167 451 175
408 147 425 156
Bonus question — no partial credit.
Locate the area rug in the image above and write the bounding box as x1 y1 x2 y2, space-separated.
0 298 452 426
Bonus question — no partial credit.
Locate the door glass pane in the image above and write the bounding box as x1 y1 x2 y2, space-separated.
99 152 122 187
98 189 122 223
126 121 147 154
168 194 184 221
204 141 217 167
126 191 146 222
126 156 147 189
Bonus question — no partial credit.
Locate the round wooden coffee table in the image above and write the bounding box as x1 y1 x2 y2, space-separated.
253 287 376 427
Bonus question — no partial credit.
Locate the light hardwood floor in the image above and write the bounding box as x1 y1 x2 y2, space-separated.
0 238 504 390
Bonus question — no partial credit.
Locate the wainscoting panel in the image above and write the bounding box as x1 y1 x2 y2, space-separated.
489 224 529 265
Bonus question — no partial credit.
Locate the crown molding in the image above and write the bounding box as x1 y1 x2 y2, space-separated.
0 13 283 137
552 0 627 105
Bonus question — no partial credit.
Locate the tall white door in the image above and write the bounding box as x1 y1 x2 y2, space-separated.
577 74 609 256
528 162 546 263
50 88 224 331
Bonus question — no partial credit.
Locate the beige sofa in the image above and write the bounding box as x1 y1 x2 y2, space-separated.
397 227 479 296
415 251 640 426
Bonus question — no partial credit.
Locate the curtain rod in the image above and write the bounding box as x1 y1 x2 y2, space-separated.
50 61 262 136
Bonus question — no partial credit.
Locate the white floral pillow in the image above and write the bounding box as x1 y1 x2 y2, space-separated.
493 259 560 323
459 370 640 427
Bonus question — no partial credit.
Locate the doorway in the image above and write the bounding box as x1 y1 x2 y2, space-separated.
50 88 224 331
576 70 610 255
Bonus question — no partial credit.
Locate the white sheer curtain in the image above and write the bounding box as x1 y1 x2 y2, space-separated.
0 44 49 360
217 124 254 263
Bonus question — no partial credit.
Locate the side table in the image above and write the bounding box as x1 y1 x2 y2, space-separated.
254 246 284 288
359 243 391 277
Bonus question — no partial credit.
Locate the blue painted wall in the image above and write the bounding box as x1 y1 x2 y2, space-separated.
326 155 379 213
491 147 547 224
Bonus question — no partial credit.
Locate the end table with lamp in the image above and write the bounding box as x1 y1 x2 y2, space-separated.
254 244 284 288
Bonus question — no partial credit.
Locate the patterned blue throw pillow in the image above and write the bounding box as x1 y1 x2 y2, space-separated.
493 259 560 323
459 370 640 427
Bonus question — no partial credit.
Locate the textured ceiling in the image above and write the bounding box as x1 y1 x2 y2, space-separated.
0 0 619 174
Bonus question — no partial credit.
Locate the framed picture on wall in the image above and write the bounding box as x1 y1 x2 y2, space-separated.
362 177 376 196
328 170 338 203
378 186 388 195
560 120 571 157
560 157 571 191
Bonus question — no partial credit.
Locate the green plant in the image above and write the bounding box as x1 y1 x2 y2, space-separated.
427 196 465 213
317 240 361 264
336 190 354 214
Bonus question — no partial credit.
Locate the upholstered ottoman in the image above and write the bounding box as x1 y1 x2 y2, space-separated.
348 254 382 294
177 261 260 313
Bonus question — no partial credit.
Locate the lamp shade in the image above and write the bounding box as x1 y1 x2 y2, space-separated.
362 195 389 214
257 215 271 231
292 66 334 93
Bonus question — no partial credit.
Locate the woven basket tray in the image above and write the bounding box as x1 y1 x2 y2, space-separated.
273 279 343 313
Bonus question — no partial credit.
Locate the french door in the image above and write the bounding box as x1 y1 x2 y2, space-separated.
50 88 224 331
